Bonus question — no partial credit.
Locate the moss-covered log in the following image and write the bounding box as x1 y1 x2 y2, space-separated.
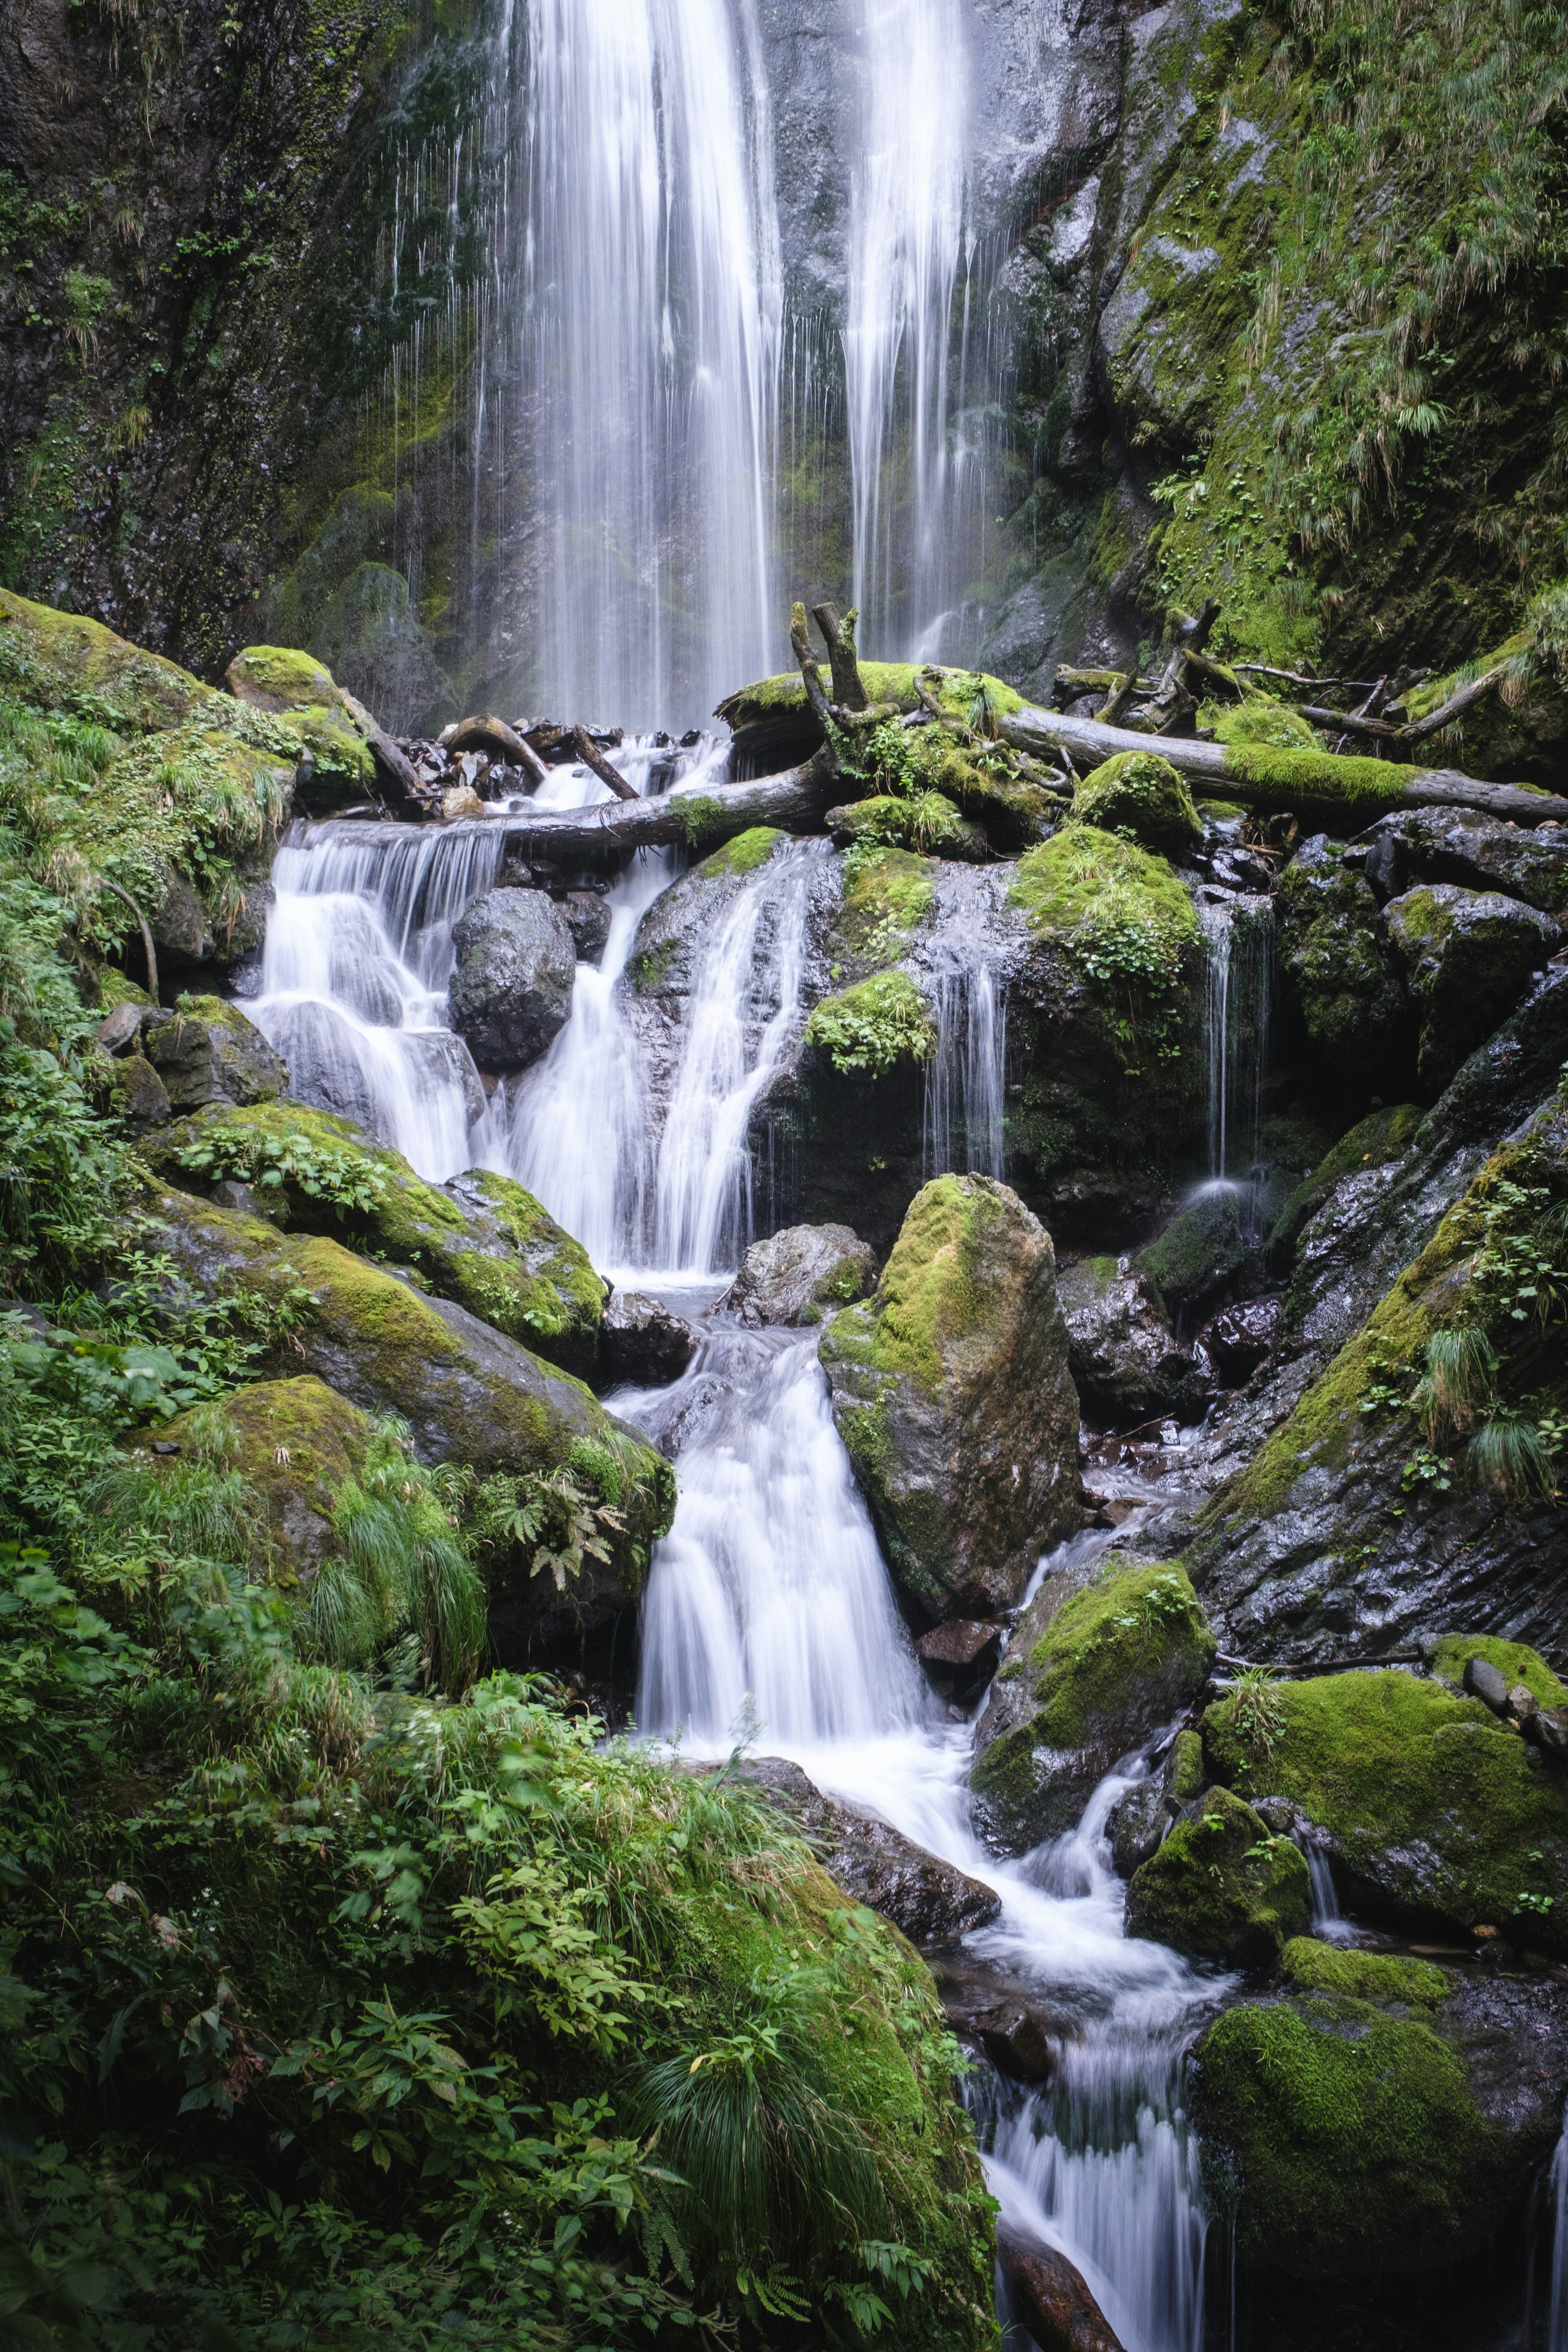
1000 705 1568 826
481 746 838 867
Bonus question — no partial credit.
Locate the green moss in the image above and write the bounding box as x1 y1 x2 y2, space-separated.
1196 797 1248 821
824 1174 1005 1399
1207 699 1320 752
1202 1668 1568 1939
1429 1635 1567 1708
673 794 726 848
1071 751 1204 858
1225 743 1416 809
0 585 214 733
1025 1561 1216 1747
1196 1996 1509 2274
226 645 344 711
147 1373 372 1584
1280 1938 1450 2007
1134 1187 1245 1312
1125 1784 1310 1961
1009 828 1199 953
804 970 935 1078
697 824 786 877
826 792 984 858
1314 1103 1425 1190
833 842 938 967
1171 1725 1206 1799
721 662 1025 732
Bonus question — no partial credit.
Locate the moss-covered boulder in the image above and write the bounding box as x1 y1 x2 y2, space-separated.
804 970 936 1078
143 1374 372 1582
1275 835 1414 1091
1383 881 1561 1093
1124 1784 1309 1962
0 584 217 732
971 1558 1217 1851
224 643 377 788
820 1176 1080 1627
715 659 1025 775
1133 1185 1251 1318
825 792 990 860
135 1185 668 1603
626 826 795 998
143 996 288 1110
1202 1666 1568 1944
1428 1633 1568 1708
1071 751 1204 858
148 1101 605 1380
1193 1941 1568 2276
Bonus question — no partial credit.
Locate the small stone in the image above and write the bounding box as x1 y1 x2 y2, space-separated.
95 1000 146 1054
440 783 486 820
1511 1685 1541 1724
601 1291 698 1387
1464 1657 1511 1714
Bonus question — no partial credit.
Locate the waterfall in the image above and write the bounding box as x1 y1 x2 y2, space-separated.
1198 895 1275 1214
923 949 1006 1179
522 0 782 726
844 0 971 657
248 821 505 1181
1549 2115 1568 2351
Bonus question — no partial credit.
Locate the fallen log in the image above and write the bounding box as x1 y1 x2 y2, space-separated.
491 747 839 866
448 712 552 785
999 704 1568 826
1002 2238 1126 2352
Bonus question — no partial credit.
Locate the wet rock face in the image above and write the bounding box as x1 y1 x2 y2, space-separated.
1057 1254 1198 1419
448 887 577 1069
723 1757 1001 1942
1133 1186 1253 1322
1362 804 1568 916
1001 2241 1126 2352
1275 834 1414 1091
728 1221 877 1326
1124 1784 1310 1964
917 1618 1006 1704
970 1557 1217 1853
820 1175 1081 1626
1382 881 1561 1092
1194 1940 1568 2279
601 1291 699 1387
560 888 612 964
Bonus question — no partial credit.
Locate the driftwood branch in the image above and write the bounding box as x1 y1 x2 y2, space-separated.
999 704 1568 825
364 727 423 800
811 601 868 712
1300 661 1512 750
420 748 842 867
572 726 638 802
789 602 834 731
99 879 159 1000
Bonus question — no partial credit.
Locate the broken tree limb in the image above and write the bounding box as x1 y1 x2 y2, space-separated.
998 704 1568 825
914 667 981 747
365 727 424 800
789 602 834 731
99 878 159 1000
572 726 639 801
811 601 869 711
484 747 840 866
449 714 551 785
1300 662 1512 751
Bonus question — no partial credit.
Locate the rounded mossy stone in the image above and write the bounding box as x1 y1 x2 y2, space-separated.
0 584 216 732
695 824 787 878
1202 1667 1568 1942
225 644 345 713
1072 751 1204 858
1428 1634 1567 1708
1279 1938 1450 2008
153 1102 604 1380
826 792 989 860
1208 700 1319 753
973 1559 1218 1849
143 1373 372 1583
1008 826 1199 956
804 969 936 1078
829 841 939 972
1133 1187 1248 1314
1125 1784 1308 1963
1193 1994 1514 2276
1171 1724 1206 1799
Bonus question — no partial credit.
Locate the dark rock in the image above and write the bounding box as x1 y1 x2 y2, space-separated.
1001 2239 1127 2352
94 1000 147 1054
111 1051 172 1129
722 1757 1002 1942
1195 1294 1280 1385
1275 833 1414 1091
601 1291 699 1387
1539 1707 1568 1758
1463 1655 1511 1714
917 1618 1005 1702
1105 1773 1171 1875
1133 1186 1253 1320
560 889 612 964
1058 1254 1198 1418
448 887 577 1069
209 1176 278 1222
821 1176 1081 1627
144 996 288 1109
1383 882 1561 1093
1361 804 1568 917
729 1221 877 1326
1125 1784 1310 1963
151 864 214 966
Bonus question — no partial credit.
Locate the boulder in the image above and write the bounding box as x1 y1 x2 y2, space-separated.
1071 750 1204 859
140 1374 372 1581
820 1175 1080 1626
1001 2240 1127 2352
601 1291 699 1386
448 887 577 1069
143 996 288 1110
1200 1664 1568 1947
1275 834 1414 1090
627 827 791 998
1382 881 1561 1093
722 1757 1001 1942
560 889 612 964
917 1618 1006 1703
1124 1783 1310 1963
728 1221 878 1326
147 1102 604 1381
1133 1186 1251 1320
970 1558 1217 1852
110 1050 172 1129
1194 1938 1568 2277
134 1182 672 1650
1361 803 1568 917
1057 1253 1197 1417
1193 1295 1280 1385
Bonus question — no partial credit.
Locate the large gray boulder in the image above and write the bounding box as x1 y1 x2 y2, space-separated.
1058 1253 1197 1417
448 886 577 1069
1362 804 1568 917
728 1221 877 1326
1275 834 1414 1089
1383 881 1561 1092
820 1175 1080 1626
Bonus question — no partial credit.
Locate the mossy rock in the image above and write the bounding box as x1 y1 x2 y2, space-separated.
924 749 1054 851
627 831 797 998
1171 1724 1206 1799
149 1102 605 1381
820 1175 1080 1628
1279 1937 1450 2007
0 584 218 733
1125 1784 1310 1962
1207 699 1320 753
142 1373 372 1583
717 662 1026 773
1009 826 1199 958
136 1183 668 1587
971 1559 1218 1851
1428 1634 1567 1708
1267 1101 1424 1261
143 996 288 1110
225 644 375 786
1202 1666 1568 1944
1275 835 1415 1091
1071 751 1204 858
804 971 936 1078
825 793 990 861
1133 1186 1250 1316
696 824 788 877
827 842 939 975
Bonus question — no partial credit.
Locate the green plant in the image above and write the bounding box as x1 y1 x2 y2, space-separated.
805 971 936 1078
1216 1665 1286 1764
1409 1324 1498 1442
175 1122 392 1216
1467 1410 1557 1503
468 1463 628 1595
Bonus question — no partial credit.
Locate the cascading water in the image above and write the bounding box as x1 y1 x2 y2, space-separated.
844 0 971 657
521 0 782 726
1199 895 1274 1189
923 948 1007 1179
